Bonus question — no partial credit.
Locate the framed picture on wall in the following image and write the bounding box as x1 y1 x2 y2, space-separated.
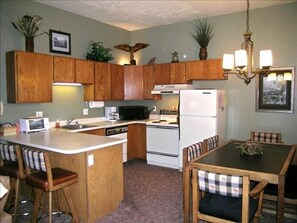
256 66 295 113
49 29 71 55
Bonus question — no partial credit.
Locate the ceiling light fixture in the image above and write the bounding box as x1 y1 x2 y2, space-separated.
222 0 292 85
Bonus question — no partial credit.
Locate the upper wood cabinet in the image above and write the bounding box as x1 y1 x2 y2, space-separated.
143 65 162 100
154 63 170 84
111 64 124 100
6 51 53 103
53 56 94 84
124 65 143 100
186 59 227 80
170 62 186 84
75 59 94 84
53 56 75 83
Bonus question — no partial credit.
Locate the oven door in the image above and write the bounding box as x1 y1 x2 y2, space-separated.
146 125 179 169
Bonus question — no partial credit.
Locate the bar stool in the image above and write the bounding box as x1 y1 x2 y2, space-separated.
22 147 79 223
0 143 29 223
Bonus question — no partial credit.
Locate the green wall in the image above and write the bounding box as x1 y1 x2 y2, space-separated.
131 2 297 144
1 0 297 144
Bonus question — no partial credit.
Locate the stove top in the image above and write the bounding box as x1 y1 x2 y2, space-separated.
147 109 178 128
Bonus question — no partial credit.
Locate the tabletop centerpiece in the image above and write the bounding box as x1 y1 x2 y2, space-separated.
236 141 265 156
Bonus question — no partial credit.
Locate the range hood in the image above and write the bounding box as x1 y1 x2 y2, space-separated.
151 84 194 94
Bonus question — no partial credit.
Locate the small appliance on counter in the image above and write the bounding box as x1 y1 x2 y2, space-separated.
119 106 149 120
105 107 119 121
19 117 49 133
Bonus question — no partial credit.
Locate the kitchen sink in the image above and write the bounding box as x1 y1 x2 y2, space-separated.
61 124 95 130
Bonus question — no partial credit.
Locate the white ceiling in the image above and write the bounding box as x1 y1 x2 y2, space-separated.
35 0 295 31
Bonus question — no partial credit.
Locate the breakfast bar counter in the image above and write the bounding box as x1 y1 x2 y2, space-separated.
1 128 127 222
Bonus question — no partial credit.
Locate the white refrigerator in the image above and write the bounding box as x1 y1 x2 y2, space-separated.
179 89 226 168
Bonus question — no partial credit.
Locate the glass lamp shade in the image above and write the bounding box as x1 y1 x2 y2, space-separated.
222 54 234 70
235 50 247 68
259 50 272 68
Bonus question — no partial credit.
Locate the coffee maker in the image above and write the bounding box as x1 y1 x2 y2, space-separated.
105 107 119 121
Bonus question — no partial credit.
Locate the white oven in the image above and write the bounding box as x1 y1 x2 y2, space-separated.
146 125 179 169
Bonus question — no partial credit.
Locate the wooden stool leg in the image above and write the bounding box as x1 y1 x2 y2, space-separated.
12 179 20 223
4 178 16 211
31 189 42 223
63 187 79 223
48 191 52 223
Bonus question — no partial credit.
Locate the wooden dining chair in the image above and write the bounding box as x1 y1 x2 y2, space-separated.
182 141 204 223
22 147 79 223
250 131 283 144
203 135 219 152
192 168 268 223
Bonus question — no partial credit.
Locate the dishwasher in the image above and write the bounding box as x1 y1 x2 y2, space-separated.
105 125 128 163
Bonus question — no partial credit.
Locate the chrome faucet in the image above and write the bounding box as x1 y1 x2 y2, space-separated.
67 117 75 125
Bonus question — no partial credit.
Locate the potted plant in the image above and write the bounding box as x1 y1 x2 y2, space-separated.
86 41 114 62
12 14 48 52
171 51 179 63
190 17 215 60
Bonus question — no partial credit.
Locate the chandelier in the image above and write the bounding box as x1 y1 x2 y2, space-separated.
222 0 292 85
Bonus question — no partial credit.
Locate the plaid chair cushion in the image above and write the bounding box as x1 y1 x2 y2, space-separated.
198 170 243 198
187 142 203 161
0 143 17 162
205 136 218 151
252 132 281 143
22 148 46 172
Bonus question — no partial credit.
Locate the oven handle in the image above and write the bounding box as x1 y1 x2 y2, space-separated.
146 125 178 130
147 151 179 157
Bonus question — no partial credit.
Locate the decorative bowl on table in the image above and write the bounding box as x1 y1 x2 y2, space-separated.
236 141 264 156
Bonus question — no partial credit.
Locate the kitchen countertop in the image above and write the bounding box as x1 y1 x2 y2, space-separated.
0 119 153 154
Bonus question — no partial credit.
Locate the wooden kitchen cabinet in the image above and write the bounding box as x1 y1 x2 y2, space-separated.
53 56 75 83
143 65 161 100
127 124 146 160
75 59 94 84
6 50 53 103
124 65 143 100
186 59 227 80
170 62 186 84
111 64 124 100
154 63 170 84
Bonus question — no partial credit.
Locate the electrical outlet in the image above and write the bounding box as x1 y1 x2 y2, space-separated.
36 111 43 117
0 101 3 116
88 154 94 166
83 108 88 115
152 106 157 112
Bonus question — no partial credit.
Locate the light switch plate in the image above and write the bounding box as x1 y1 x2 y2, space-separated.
88 154 94 166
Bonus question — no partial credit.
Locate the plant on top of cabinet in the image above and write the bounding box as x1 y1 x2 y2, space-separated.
86 41 114 62
190 17 214 60
12 14 48 52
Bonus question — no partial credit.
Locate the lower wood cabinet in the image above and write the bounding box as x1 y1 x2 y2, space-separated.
127 124 147 160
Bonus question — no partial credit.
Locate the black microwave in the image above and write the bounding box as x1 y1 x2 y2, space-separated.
119 106 149 120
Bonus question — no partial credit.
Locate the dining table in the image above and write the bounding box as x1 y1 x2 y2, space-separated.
184 139 296 223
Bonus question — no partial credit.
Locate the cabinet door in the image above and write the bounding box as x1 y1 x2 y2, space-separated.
186 59 227 80
143 65 161 100
170 62 186 84
127 124 146 160
6 51 53 103
53 56 75 83
154 63 170 84
124 65 143 100
76 59 94 84
94 62 111 100
111 64 124 100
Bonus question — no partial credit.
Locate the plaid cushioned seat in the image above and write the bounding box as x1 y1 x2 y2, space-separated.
251 131 282 143
198 170 258 222
0 144 17 162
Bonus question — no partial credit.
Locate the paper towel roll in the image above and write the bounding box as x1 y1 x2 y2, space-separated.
88 101 104 108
